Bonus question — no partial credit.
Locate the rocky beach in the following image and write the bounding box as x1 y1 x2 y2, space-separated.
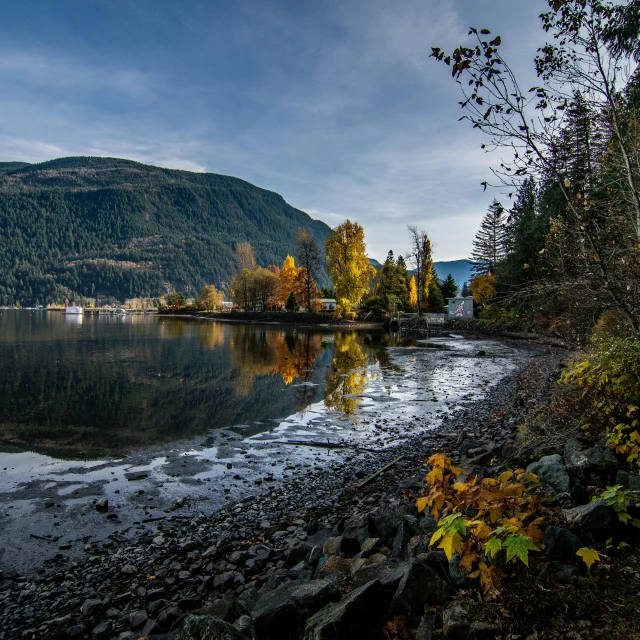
1 333 639 640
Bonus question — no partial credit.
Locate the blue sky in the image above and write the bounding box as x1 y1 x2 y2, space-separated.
0 0 549 262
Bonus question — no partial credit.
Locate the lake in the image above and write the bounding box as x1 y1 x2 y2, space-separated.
0 309 524 573
0 310 400 458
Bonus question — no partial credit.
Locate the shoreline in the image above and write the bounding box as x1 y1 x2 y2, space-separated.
157 310 386 331
0 336 550 639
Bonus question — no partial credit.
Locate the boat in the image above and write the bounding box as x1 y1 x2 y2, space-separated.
65 306 83 315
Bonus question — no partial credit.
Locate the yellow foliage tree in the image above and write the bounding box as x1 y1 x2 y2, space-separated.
277 255 300 307
326 220 374 306
408 276 418 309
197 284 224 312
470 273 497 306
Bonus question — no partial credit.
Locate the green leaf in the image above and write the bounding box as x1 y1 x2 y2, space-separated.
484 537 503 558
504 535 539 566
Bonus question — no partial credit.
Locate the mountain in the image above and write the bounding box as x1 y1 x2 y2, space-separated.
433 260 474 289
0 157 332 306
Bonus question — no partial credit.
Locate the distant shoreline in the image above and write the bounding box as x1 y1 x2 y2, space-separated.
158 310 386 330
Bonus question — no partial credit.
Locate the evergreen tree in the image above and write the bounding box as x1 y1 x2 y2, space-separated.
285 291 299 312
461 281 470 297
470 200 507 276
439 273 459 300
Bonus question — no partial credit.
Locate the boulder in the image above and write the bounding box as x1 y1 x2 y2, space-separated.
415 614 437 640
526 455 571 494
342 514 374 544
357 537 382 558
352 557 407 597
251 578 340 640
563 500 617 535
171 614 246 639
391 519 416 558
616 469 640 491
375 501 415 546
389 558 449 625
564 439 617 474
441 601 470 640
543 526 581 561
322 537 342 556
317 555 353 578
304 580 386 640
448 554 473 589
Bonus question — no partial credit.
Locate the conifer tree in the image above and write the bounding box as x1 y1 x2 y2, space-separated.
470 200 507 276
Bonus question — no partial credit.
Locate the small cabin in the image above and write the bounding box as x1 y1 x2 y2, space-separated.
446 296 474 318
317 298 337 312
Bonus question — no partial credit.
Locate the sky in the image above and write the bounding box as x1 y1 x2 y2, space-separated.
0 0 550 262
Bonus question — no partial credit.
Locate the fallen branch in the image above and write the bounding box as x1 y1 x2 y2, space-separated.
280 440 379 453
354 455 404 489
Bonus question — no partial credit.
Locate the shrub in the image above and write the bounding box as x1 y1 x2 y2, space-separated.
562 335 640 468
415 453 547 593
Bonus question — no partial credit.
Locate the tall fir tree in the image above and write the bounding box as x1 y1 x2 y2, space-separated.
470 200 507 276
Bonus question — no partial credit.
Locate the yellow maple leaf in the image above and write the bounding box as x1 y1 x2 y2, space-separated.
426 467 443 485
453 482 470 493
438 532 462 561
416 497 429 513
576 547 600 570
428 453 450 469
498 470 514 485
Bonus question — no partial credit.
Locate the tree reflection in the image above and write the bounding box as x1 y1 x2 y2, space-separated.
324 332 370 416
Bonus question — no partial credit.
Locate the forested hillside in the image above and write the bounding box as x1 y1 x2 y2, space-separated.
0 156 331 306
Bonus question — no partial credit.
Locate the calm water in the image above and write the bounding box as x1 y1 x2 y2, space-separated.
0 310 403 458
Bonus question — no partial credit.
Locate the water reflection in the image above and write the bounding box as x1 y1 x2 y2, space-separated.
0 312 403 458
324 332 376 417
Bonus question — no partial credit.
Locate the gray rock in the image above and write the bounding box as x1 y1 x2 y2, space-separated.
304 580 386 640
322 537 342 556
563 500 616 534
357 537 382 558
341 514 373 544
233 614 252 636
416 614 437 640
173 614 247 639
441 601 470 640
352 557 407 595
128 609 148 629
81 599 103 617
120 564 137 576
418 515 437 537
66 626 85 638
95 499 108 512
389 558 449 625
616 469 640 491
565 439 617 472
527 454 571 494
391 519 416 558
252 578 341 640
156 605 183 631
91 621 112 640
449 554 473 589
375 501 414 546
544 526 581 561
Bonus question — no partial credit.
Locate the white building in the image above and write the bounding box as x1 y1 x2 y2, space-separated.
446 296 474 318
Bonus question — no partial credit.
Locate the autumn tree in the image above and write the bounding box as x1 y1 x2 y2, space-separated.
407 226 434 316
408 276 418 309
277 255 299 308
234 241 256 274
326 220 374 306
470 273 497 306
197 284 224 312
253 267 278 311
295 228 322 311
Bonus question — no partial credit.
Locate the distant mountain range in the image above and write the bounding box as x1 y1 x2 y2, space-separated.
433 260 474 288
0 157 332 306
